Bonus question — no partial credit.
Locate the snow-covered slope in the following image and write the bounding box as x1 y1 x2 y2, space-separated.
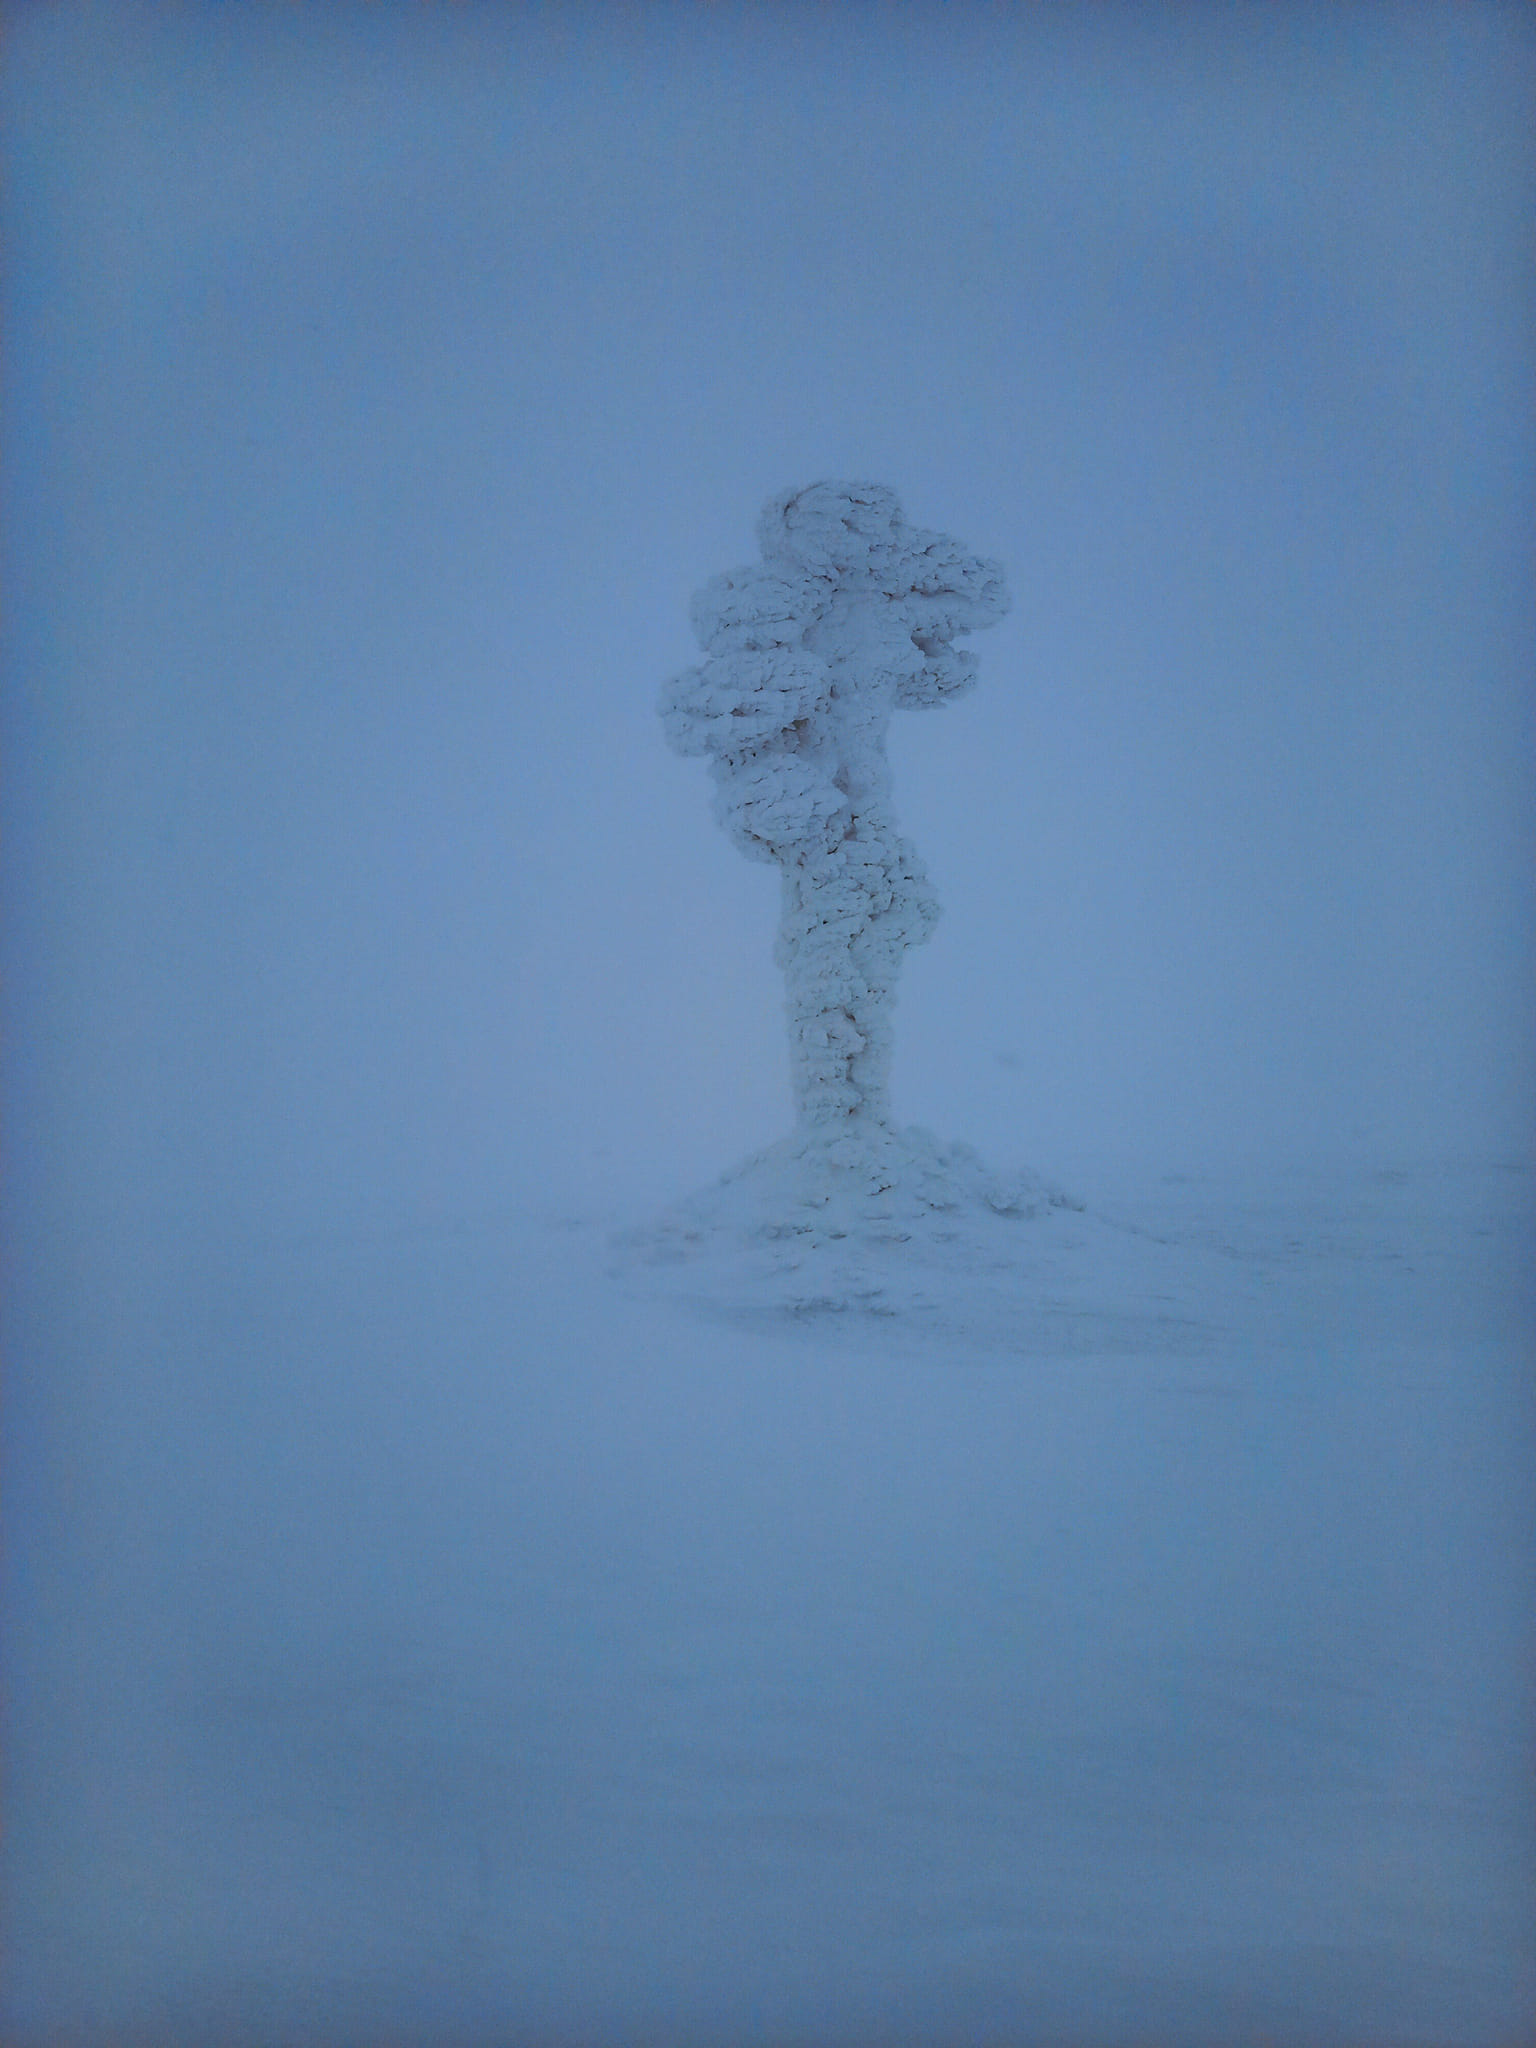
5 1158 1532 2046
616 1123 1255 1357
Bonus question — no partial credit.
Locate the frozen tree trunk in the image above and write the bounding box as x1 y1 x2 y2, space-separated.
775 592 934 1133
660 482 1008 1156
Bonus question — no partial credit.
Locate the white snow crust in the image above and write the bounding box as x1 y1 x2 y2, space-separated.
612 1124 1255 1356
660 483 1007 1132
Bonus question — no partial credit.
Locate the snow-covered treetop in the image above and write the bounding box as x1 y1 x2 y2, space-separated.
754 480 1007 638
661 481 1009 799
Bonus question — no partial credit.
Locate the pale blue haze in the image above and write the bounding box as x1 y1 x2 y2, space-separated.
3 5 1532 2043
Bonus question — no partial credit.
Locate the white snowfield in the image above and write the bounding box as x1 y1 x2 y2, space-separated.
6 1154 1532 2047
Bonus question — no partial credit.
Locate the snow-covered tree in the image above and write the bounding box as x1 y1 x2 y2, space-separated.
661 482 1008 1152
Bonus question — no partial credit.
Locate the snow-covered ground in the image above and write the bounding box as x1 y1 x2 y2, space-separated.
6 1155 1533 2046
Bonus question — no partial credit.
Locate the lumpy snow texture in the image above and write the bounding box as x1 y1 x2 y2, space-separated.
659 483 1007 1133
619 1122 1089 1333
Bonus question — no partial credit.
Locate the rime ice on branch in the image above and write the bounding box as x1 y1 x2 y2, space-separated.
661 482 1008 1147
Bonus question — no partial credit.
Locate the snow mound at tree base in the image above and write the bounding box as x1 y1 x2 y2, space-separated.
612 1126 1254 1352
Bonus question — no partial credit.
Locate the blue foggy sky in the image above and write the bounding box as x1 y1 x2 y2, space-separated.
6 0 1533 1228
